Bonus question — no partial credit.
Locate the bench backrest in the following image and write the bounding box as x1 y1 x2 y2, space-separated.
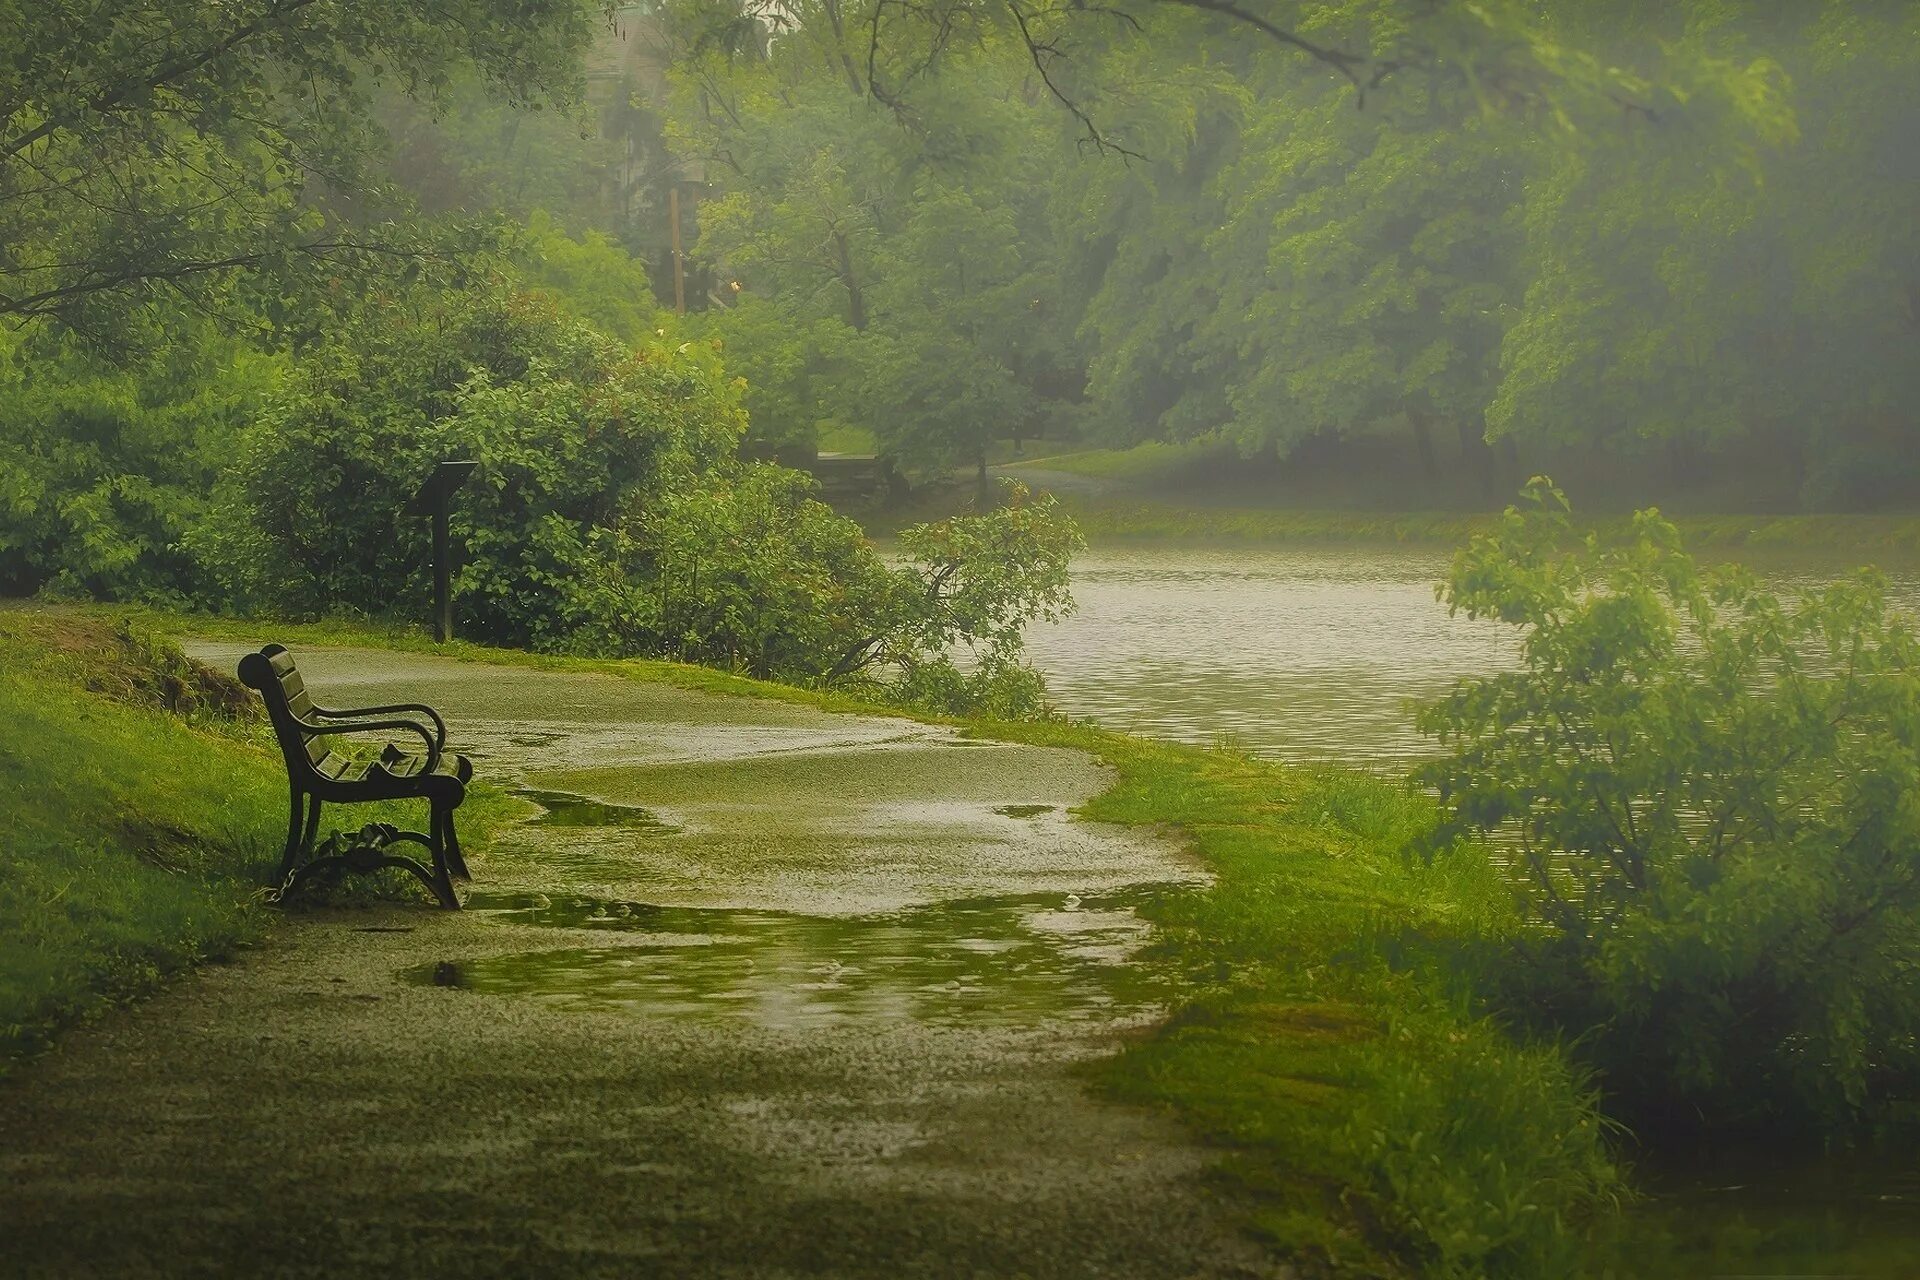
237 645 340 781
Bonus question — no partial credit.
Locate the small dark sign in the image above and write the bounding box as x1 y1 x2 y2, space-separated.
404 460 479 517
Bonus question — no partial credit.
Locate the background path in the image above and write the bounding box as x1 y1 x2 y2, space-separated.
0 646 1282 1279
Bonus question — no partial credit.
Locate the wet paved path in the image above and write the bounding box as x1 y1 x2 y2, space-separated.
0 647 1281 1279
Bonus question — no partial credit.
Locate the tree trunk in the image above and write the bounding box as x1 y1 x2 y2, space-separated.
832 231 867 331
1411 411 1437 478
1456 419 1498 504
977 448 992 508
1498 437 1522 494
819 0 868 97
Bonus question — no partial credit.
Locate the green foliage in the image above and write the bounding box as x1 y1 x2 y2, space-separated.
201 285 745 645
1339 1013 1620 1279
206 283 1079 712
647 0 1914 507
661 8 1080 466
559 473 1079 713
1419 480 1920 1133
514 211 668 344
0 0 600 340
0 324 282 601
557 461 896 673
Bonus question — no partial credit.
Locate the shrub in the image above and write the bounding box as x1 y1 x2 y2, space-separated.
200 286 744 640
1418 479 1920 1134
563 471 1079 711
0 325 278 603
209 285 1080 713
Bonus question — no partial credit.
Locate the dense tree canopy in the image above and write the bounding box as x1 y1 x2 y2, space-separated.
643 0 1916 507
0 0 601 341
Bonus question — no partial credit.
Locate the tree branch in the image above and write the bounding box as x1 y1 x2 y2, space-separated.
0 236 443 318
1 0 325 161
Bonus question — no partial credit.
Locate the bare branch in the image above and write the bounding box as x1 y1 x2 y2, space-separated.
1005 0 1143 160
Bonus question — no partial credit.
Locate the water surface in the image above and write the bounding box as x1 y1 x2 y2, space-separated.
1025 543 1920 765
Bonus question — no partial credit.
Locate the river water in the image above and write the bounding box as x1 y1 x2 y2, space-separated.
1024 543 1920 766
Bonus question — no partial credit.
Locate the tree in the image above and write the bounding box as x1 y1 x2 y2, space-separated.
662 0 1076 473
0 0 604 341
0 320 280 599
1488 4 1918 506
202 284 744 640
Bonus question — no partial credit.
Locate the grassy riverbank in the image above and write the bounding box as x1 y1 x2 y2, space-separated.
994 723 1623 1277
1053 494 1920 558
9 603 1621 1273
0 611 520 1068
0 613 284 1065
965 441 1920 558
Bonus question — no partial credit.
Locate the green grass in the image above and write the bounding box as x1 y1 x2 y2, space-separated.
815 423 879 455
0 660 279 1064
0 611 522 1068
984 724 1625 1277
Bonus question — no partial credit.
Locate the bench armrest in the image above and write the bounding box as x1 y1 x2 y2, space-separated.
294 714 441 772
309 702 447 754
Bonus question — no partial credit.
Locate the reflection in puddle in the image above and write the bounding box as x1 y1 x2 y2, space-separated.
407 887 1192 1029
993 804 1056 818
1615 1143 1920 1277
513 788 679 834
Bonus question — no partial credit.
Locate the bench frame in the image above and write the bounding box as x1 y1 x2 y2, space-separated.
238 644 472 908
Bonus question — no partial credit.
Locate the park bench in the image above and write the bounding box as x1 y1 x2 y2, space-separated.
238 644 473 909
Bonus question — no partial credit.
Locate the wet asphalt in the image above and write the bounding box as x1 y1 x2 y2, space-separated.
0 646 1285 1279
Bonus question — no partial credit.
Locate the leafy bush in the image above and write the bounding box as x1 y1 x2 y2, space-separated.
1418 480 1920 1134
208 285 1080 713
198 286 743 644
562 472 1079 713
0 325 278 603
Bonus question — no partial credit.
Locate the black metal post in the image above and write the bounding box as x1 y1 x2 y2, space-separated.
432 499 451 644
406 460 478 645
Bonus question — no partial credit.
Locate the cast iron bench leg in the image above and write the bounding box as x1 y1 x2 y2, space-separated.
444 810 471 881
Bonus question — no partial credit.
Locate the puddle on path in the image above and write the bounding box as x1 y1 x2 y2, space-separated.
513 788 680 833
404 887 1195 1031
